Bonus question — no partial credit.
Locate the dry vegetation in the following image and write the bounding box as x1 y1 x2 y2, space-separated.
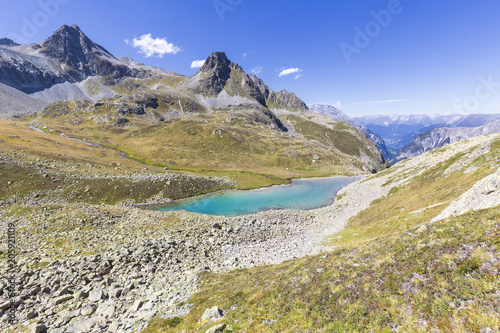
142 138 500 332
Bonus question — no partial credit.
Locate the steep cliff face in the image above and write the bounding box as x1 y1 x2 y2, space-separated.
197 52 267 106
393 120 500 162
0 48 66 93
249 74 309 112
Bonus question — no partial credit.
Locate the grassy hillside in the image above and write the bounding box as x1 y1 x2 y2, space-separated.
145 207 499 333
143 134 500 332
24 89 386 190
0 120 235 204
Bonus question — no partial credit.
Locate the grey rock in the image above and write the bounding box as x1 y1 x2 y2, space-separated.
95 300 115 317
109 287 123 299
32 322 47 333
54 286 71 297
52 294 73 305
130 299 144 312
199 306 224 323
88 288 103 303
205 323 227 333
64 317 98 333
108 321 120 332
74 290 88 299
81 304 97 316
26 311 38 320
433 168 500 221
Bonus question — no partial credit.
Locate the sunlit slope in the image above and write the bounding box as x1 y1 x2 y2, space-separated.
144 133 500 333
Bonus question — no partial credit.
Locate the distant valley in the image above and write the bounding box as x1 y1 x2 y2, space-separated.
1 24 500 333
355 113 500 162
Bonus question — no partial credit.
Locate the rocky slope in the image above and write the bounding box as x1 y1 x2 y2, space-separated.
1 129 498 332
0 25 179 118
311 104 391 160
1 24 388 174
393 120 500 162
249 74 309 112
143 132 500 332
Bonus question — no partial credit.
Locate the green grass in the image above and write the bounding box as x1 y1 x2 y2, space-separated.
143 138 500 332
282 114 379 160
22 105 376 188
143 206 500 332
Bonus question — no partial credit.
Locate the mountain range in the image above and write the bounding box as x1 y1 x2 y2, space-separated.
0 24 388 178
355 113 500 154
3 24 499 170
1 24 500 333
393 119 500 162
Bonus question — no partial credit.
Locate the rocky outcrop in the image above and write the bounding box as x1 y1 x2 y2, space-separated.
198 52 266 107
393 120 500 163
250 74 308 112
432 169 500 222
0 38 19 47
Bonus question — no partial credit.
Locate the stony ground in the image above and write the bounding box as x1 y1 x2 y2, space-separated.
1 133 499 333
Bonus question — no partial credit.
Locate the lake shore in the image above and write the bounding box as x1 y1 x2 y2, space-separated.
148 175 356 217
0 171 392 332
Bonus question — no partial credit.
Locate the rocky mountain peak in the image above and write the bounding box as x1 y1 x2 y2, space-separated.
196 51 265 107
0 38 20 47
39 24 120 81
198 52 233 96
42 24 97 54
200 51 231 73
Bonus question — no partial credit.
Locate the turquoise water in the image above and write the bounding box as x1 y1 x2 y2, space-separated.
152 176 354 217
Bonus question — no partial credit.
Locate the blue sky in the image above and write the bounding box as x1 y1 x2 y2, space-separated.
2 0 500 116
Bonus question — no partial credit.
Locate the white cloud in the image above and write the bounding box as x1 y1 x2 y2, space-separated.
294 74 302 80
190 60 205 68
279 67 302 77
335 100 342 109
128 34 181 58
243 52 248 58
251 66 263 74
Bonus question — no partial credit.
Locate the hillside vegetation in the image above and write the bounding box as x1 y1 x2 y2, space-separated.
144 133 500 332
26 83 387 191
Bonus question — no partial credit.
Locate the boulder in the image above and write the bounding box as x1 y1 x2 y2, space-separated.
205 323 227 333
199 306 224 323
88 288 103 303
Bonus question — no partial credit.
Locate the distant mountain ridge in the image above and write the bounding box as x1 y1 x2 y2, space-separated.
355 113 500 153
310 104 391 160
393 120 500 162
